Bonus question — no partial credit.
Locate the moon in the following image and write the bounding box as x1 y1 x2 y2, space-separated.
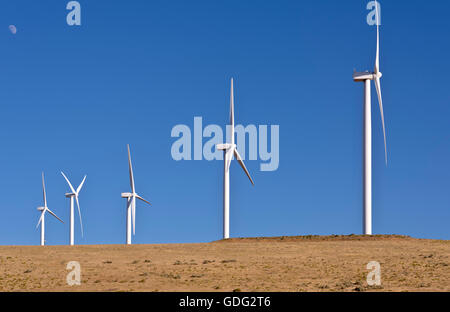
8 25 17 34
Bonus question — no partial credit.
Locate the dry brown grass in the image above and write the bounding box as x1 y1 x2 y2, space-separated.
0 235 448 292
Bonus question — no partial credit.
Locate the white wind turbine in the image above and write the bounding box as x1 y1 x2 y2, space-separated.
216 78 254 239
36 172 64 246
121 144 151 245
353 1 387 235
61 172 87 245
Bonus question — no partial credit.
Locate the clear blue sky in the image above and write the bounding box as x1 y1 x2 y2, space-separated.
0 0 448 245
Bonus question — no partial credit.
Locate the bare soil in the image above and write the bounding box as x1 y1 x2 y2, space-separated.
0 235 448 292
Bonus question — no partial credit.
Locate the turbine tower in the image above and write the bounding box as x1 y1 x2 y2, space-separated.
121 144 151 245
353 1 387 235
36 172 63 246
216 78 254 240
61 172 87 245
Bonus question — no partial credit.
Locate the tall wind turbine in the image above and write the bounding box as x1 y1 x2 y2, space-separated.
36 172 64 246
121 144 151 245
216 78 254 239
61 172 87 245
353 1 387 235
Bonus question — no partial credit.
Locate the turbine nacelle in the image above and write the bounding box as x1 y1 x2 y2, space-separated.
353 71 382 82
216 143 236 151
37 206 45 211
121 192 133 198
65 192 76 198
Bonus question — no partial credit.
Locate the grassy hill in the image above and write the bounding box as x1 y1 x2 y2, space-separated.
0 235 448 292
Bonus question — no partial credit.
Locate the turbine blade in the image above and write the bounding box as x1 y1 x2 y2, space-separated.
61 172 76 194
136 194 151 206
75 196 84 237
374 77 388 165
76 175 87 194
230 78 234 129
132 197 136 235
127 145 135 193
36 211 45 229
230 78 235 146
233 149 255 185
374 0 380 73
42 172 47 208
225 147 233 173
46 208 64 224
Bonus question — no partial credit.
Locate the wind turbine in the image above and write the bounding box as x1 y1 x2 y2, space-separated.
36 172 64 246
121 144 151 245
353 1 387 235
216 78 254 239
61 172 87 245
